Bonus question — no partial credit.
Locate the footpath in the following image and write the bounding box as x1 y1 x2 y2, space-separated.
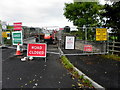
62 49 120 89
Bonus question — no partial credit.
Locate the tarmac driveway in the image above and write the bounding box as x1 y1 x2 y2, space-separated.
63 49 120 89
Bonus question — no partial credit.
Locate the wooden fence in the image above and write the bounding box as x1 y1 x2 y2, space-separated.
108 41 120 55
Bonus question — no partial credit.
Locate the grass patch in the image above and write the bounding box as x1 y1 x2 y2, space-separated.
61 56 74 71
101 54 120 61
61 55 94 88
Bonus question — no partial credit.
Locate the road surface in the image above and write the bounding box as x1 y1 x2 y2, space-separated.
2 45 79 89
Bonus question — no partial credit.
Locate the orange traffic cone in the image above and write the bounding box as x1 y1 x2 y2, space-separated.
16 43 21 55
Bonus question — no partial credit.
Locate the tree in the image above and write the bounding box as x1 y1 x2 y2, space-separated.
64 2 103 27
63 2 104 41
103 1 120 41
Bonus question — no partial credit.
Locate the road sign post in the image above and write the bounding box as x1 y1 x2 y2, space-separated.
27 43 47 62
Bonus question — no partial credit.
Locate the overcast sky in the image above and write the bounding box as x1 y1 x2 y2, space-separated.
0 0 105 28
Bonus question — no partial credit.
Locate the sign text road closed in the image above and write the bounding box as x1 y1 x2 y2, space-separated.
27 43 47 57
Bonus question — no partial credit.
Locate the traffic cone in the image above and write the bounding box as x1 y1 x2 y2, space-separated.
16 43 21 55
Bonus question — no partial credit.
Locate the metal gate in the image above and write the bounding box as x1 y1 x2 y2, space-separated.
56 27 108 56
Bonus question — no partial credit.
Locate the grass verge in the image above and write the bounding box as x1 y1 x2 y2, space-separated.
100 54 120 61
61 55 94 88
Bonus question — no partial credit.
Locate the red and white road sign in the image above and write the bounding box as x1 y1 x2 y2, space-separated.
14 22 22 30
84 45 92 51
27 43 47 57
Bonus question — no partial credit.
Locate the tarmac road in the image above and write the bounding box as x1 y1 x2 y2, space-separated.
0 47 15 90
2 45 78 89
2 48 15 61
3 43 119 89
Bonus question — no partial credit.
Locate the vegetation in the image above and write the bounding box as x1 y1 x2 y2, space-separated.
63 2 104 41
7 25 13 30
4 38 12 45
61 56 94 88
79 75 84 80
64 2 104 27
102 1 120 42
61 56 74 70
63 1 120 42
2 25 13 45
101 54 120 61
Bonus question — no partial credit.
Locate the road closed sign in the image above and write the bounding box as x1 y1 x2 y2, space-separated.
84 45 92 52
27 43 47 57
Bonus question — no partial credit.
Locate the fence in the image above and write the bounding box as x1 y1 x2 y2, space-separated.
108 41 120 55
56 27 108 56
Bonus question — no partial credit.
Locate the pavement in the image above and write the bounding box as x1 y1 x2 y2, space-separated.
62 49 120 89
2 46 80 89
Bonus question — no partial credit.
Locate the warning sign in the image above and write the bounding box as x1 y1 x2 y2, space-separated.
84 45 92 52
27 43 47 57
96 28 107 41
14 22 22 31
65 36 75 49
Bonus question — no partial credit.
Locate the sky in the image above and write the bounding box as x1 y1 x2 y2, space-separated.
0 0 105 28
